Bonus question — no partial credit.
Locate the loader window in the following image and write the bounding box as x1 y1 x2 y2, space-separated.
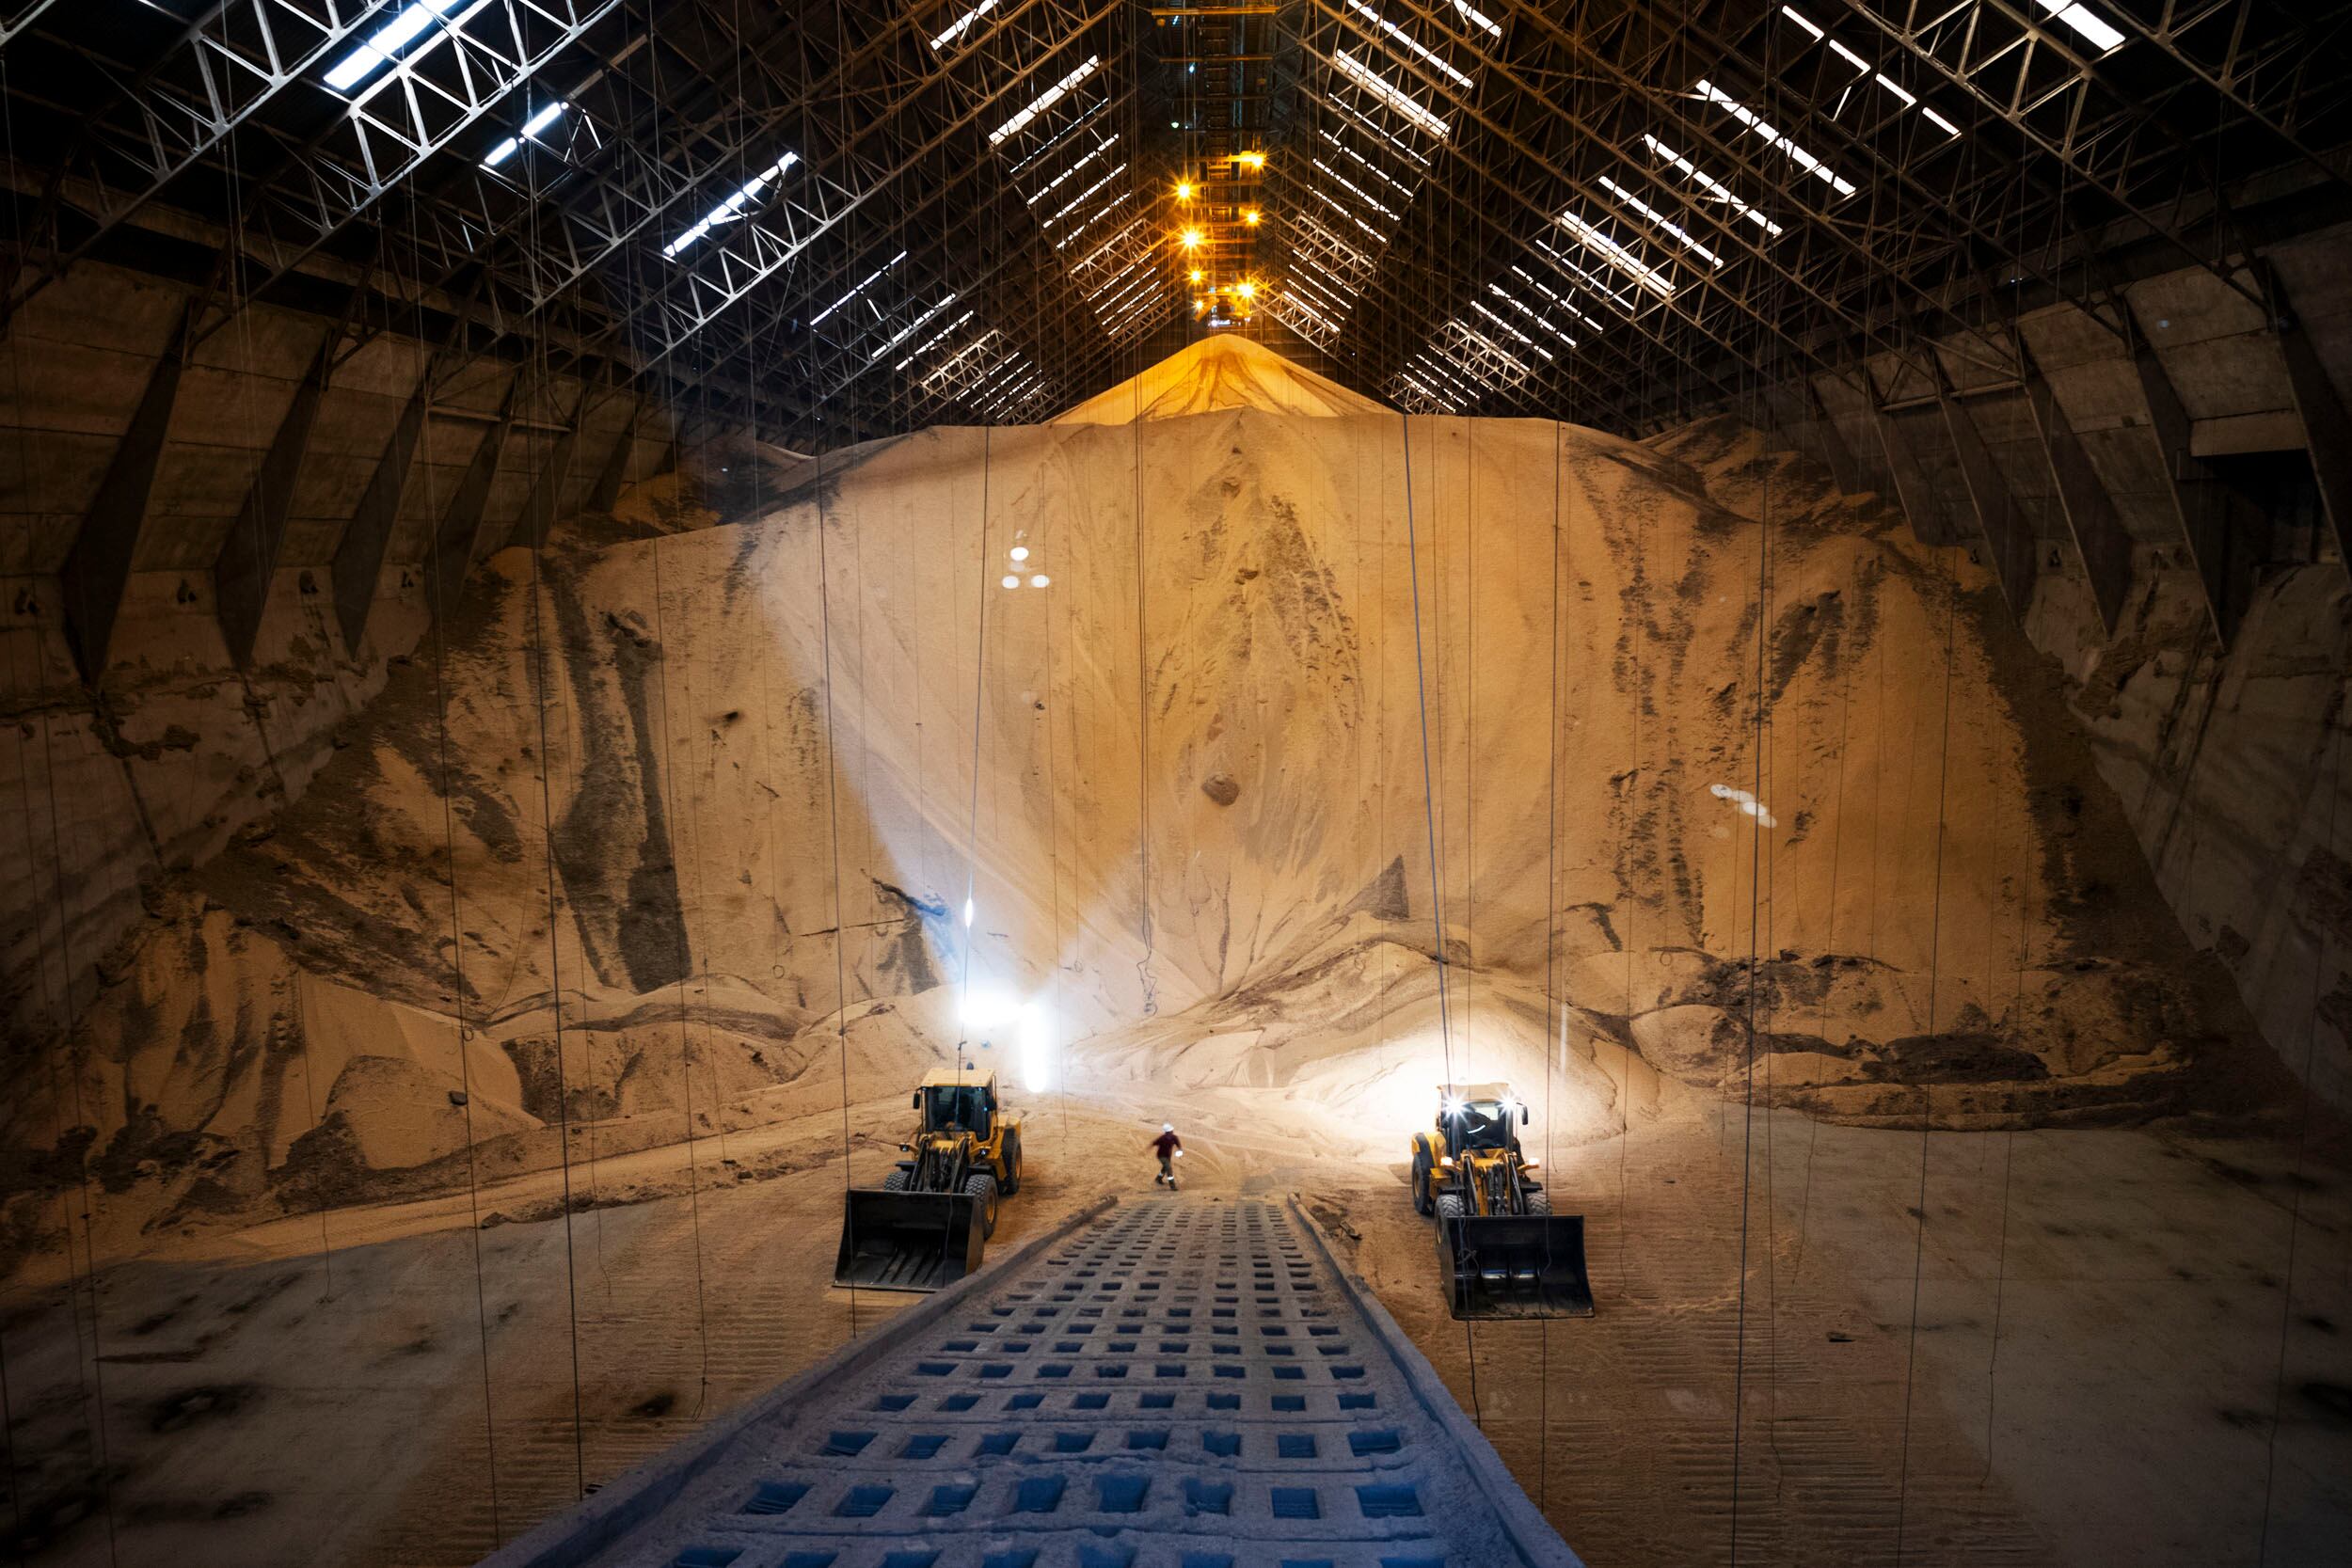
1448 1102 1512 1151
922 1085 993 1136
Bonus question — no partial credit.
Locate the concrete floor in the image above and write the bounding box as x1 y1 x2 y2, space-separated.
3 1101 2345 1567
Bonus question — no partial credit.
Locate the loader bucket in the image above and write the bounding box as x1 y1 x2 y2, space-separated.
834 1189 986 1291
1437 1212 1594 1320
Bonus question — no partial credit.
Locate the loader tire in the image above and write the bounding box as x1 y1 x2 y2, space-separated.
999 1131 1022 1196
1523 1187 1551 1215
1434 1193 1466 1223
882 1168 911 1192
1410 1148 1433 1216
964 1172 1000 1238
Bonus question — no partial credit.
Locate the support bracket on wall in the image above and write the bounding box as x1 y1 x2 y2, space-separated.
2022 358 2134 638
2128 314 2237 646
1937 379 2040 613
2259 259 2352 574
59 298 196 685
215 329 333 668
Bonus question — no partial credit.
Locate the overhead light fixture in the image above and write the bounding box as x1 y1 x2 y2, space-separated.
1175 180 1195 199
663 151 801 258
2034 0 2126 54
1009 545 1030 562
989 55 1101 146
1029 574 1050 588
1001 575 1021 589
1243 208 1261 225
1236 150 1266 168
1451 0 1502 38
481 99 568 168
1234 280 1256 300
324 0 471 94
1189 267 1203 282
1180 227 1204 248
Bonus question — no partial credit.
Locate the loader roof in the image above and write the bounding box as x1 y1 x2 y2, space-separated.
1440 1083 1514 1103
920 1067 997 1090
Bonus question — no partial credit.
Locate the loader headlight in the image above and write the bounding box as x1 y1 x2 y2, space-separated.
1438 1156 1455 1169
1442 1098 1465 1117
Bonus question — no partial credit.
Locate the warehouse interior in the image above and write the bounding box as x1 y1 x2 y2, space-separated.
4 1 2352 1564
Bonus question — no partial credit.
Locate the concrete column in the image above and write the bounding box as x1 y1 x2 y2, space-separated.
2130 327 2237 645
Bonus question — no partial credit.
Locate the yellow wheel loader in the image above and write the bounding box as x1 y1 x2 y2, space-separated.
1408 1082 1594 1320
834 1068 1024 1292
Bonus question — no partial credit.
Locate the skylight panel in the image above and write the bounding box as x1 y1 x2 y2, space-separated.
1597 176 1723 268
1025 135 1120 205
1330 51 1450 138
1826 37 1869 74
1488 282 1579 350
1345 0 1473 89
662 152 800 259
1318 127 1414 197
1277 287 1343 338
1326 92 1435 166
1781 5 1823 38
1641 134 1787 236
482 100 567 168
1531 234 1642 315
869 294 959 363
1057 196 1136 253
1007 97 1108 176
896 308 977 372
1557 209 1677 297
1695 80 1858 198
1509 264 1603 332
1470 297 1552 360
324 0 472 93
1311 157 1399 220
1311 185 1389 244
2035 0 2125 54
810 251 905 327
989 55 1100 146
1920 105 1961 137
1073 211 1149 270
1041 162 1127 228
1452 1 1502 38
929 0 1001 52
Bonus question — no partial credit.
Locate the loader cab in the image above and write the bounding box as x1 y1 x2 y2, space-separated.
915 1074 996 1139
1438 1085 1526 1155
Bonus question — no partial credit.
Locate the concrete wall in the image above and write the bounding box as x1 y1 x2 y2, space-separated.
1 262 677 1057
1788 225 2352 1109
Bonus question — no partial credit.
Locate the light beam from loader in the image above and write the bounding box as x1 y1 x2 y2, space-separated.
834 1066 1024 1291
1409 1082 1595 1320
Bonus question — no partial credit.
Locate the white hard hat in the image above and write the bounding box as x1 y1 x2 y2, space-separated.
1163 1122 1174 1132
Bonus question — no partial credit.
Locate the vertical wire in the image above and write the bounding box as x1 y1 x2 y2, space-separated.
1893 523 1963 1563
1537 418 1565 1513
2254 625 2346 1564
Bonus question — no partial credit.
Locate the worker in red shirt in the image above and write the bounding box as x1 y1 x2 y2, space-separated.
1151 1123 1183 1191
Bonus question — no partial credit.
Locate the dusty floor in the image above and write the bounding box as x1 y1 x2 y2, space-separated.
5 1089 2344 1568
